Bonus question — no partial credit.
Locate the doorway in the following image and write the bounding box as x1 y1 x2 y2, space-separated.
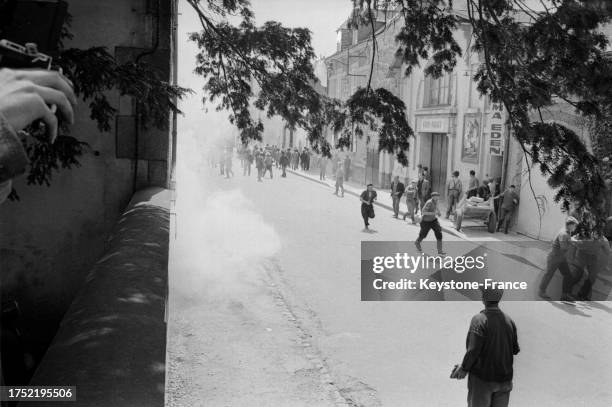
426 133 448 198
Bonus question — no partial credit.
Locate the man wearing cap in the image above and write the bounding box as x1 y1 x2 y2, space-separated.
450 288 520 407
415 192 445 255
538 217 579 300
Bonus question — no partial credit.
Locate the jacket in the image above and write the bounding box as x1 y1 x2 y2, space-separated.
390 181 405 198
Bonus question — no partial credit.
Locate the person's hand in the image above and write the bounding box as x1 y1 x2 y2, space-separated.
0 68 76 142
450 364 468 379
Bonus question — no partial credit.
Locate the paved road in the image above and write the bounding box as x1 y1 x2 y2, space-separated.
167 154 612 407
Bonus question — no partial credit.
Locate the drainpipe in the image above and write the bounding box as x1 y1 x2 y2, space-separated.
133 0 161 193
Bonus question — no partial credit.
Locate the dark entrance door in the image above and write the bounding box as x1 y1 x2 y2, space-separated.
429 133 448 198
365 147 380 187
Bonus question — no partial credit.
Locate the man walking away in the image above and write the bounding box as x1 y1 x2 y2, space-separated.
343 155 351 181
320 155 328 180
280 149 290 177
415 192 445 255
390 175 405 219
450 288 520 407
224 148 234 178
446 171 463 219
360 184 377 231
334 160 345 197
577 228 611 300
538 217 579 300
243 147 253 176
496 185 519 234
263 152 274 179
255 150 265 182
467 170 479 198
403 179 418 224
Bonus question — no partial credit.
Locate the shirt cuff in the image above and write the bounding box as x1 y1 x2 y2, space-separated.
0 113 29 183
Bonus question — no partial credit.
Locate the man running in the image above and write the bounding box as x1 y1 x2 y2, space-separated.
360 184 377 231
415 192 445 255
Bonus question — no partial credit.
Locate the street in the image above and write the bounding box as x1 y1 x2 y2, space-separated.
165 149 612 407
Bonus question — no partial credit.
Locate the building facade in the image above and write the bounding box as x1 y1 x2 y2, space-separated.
322 7 612 240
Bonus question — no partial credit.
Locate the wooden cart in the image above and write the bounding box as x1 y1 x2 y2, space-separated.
454 197 497 233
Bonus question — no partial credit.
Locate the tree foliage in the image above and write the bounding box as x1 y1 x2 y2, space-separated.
355 0 612 222
188 0 413 166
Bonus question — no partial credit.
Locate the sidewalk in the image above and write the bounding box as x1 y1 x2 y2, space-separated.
286 166 612 299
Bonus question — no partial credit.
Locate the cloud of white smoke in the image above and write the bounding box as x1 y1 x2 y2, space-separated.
170 126 281 304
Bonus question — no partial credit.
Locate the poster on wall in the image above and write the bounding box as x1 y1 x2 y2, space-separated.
461 114 481 163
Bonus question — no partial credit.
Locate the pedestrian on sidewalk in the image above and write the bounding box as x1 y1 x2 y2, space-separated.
334 160 345 197
446 171 463 219
403 179 418 224
304 149 310 171
243 147 253 176
255 150 264 182
217 147 225 176
450 287 520 407
320 155 328 180
224 147 234 178
343 155 351 181
280 149 290 177
576 228 611 300
538 216 579 300
496 185 519 234
467 170 479 199
390 175 405 219
263 152 274 179
360 184 377 231
291 149 299 170
417 172 431 211
415 192 445 255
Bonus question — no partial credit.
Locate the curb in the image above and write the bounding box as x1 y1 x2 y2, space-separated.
287 168 462 238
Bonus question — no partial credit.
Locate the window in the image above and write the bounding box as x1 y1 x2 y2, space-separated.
423 73 451 107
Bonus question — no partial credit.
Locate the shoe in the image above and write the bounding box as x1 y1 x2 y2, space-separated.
393 215 398 218
414 242 423 253
537 290 551 300
560 293 576 302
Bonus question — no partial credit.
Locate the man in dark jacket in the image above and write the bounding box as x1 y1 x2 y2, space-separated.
279 149 290 177
417 172 431 211
451 287 520 407
496 185 519 234
390 175 405 219
360 184 377 231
